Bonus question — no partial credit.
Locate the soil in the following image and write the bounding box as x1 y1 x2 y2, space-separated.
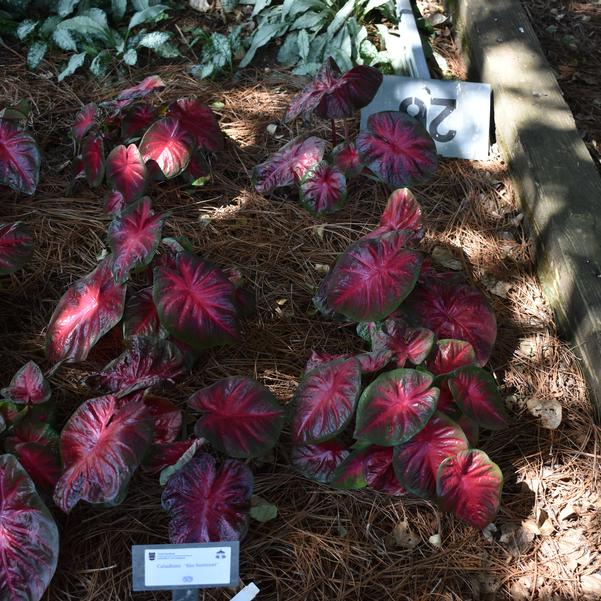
522 0 601 171
0 5 599 601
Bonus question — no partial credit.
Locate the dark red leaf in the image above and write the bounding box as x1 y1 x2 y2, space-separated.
12 442 61 493
285 58 383 121
404 279 497 366
0 120 41 194
106 144 147 202
252 135 327 195
299 161 347 215
116 75 165 103
354 349 393 373
354 368 439 445
448 366 509 430
143 394 182 444
139 117 193 179
53 395 153 512
1 361 50 405
83 132 105 188
0 454 59 600
436 449 503 529
427 339 477 375
142 439 196 474
46 257 127 365
357 111 437 188
86 336 185 397
0 221 33 276
168 97 223 151
183 150 210 185
457 413 479 446
161 453 253 543
4 412 58 452
107 197 167 284
72 102 97 143
291 357 362 444
366 188 424 240
436 379 457 416
104 190 126 216
123 286 162 338
393 412 468 498
153 251 240 350
291 440 349 483
371 318 434 367
121 103 157 140
324 230 423 322
305 350 348 372
329 447 369 489
332 142 363 177
364 446 406 496
189 376 284 459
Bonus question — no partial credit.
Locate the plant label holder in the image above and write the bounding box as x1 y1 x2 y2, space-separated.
132 542 239 601
360 0 492 160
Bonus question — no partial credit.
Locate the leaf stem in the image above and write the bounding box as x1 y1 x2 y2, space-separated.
331 119 337 146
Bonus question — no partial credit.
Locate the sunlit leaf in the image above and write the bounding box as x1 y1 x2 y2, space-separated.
139 117 193 178
299 161 347 215
106 144 147 202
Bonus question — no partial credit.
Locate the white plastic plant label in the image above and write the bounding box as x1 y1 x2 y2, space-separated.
132 542 239 591
360 75 492 160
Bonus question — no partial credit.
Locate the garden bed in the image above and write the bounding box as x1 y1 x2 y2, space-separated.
1 10 600 601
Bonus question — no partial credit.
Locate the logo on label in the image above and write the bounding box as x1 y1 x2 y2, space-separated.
215 549 226 559
182 576 193 583
148 552 156 561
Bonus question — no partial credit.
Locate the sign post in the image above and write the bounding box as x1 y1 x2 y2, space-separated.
132 542 240 600
361 0 492 160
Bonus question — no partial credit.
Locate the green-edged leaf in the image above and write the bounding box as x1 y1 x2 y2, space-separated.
128 5 169 30
58 52 87 81
354 368 439 446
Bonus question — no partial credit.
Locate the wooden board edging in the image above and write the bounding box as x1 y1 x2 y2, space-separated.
449 0 601 420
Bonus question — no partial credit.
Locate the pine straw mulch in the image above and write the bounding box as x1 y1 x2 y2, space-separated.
0 43 600 601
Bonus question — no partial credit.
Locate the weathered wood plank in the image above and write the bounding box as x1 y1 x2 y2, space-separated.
450 0 601 419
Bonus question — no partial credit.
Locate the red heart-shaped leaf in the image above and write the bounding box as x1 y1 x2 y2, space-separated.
354 368 439 445
0 454 59 600
366 188 424 240
324 231 423 322
143 394 182 444
393 412 468 498
252 135 327 195
332 142 363 177
189 376 284 459
72 102 97 143
357 111 437 189
86 336 185 397
299 161 347 215
329 447 369 489
448 366 509 430
427 339 477 375
0 120 41 194
105 189 126 216
46 257 127 365
168 97 223 151
12 442 61 493
291 357 362 444
107 197 167 284
54 395 153 512
123 286 162 338
436 449 503 529
106 144 147 202
139 117 192 179
291 440 349 483
121 103 157 140
162 453 253 543
116 75 165 103
370 318 434 367
0 221 33 276
404 279 497 366
153 251 240 350
83 132 105 188
285 58 383 121
364 445 406 496
1 361 51 405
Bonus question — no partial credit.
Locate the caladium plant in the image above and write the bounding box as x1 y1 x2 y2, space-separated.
287 189 509 530
254 59 438 215
0 102 41 195
70 76 224 202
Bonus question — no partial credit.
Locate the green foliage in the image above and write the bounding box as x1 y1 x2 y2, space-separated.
238 0 398 76
188 25 244 80
1 0 181 80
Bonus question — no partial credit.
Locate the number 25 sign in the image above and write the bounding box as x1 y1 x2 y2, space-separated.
360 75 492 161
